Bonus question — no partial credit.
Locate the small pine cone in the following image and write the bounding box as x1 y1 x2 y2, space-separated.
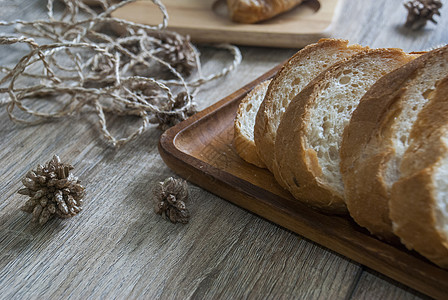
154 177 190 224
155 92 197 131
155 32 197 76
18 155 85 225
404 0 442 30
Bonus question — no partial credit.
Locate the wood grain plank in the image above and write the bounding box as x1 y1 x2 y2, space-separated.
111 0 340 48
0 6 355 297
158 64 448 299
1 0 446 299
349 269 431 300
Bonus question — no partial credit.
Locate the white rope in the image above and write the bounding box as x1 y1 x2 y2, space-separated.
0 0 241 147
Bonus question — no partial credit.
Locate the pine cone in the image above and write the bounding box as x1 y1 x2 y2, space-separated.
404 0 442 30
155 91 197 131
154 177 190 224
155 32 197 76
18 155 85 225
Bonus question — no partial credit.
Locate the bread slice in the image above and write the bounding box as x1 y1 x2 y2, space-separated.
340 46 448 239
234 80 271 168
254 39 367 180
227 0 304 24
275 49 416 213
389 76 448 268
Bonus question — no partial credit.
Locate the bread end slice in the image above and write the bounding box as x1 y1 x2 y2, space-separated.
234 80 271 168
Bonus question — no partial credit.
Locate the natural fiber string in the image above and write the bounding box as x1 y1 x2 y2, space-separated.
0 0 241 147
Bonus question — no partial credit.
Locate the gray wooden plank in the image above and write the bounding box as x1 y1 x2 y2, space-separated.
0 0 446 299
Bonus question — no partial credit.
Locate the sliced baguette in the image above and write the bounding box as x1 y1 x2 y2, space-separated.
340 46 448 239
254 39 367 179
234 80 271 168
275 48 416 213
389 76 448 268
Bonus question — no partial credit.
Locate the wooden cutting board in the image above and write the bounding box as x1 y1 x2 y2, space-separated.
158 64 448 300
111 0 341 48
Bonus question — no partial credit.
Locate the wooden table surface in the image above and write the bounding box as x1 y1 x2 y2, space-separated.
0 0 447 299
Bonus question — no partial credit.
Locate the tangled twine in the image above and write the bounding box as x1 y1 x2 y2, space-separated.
0 0 242 147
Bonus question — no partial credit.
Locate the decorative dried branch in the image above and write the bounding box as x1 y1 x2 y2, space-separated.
0 0 241 147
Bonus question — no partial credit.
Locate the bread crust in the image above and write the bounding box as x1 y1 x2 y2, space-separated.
340 46 448 240
275 68 347 212
234 80 270 168
227 0 304 23
391 169 448 268
254 39 366 185
390 76 448 268
275 49 414 214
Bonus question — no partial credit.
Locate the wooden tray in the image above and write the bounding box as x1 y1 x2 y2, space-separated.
112 0 340 48
158 64 448 299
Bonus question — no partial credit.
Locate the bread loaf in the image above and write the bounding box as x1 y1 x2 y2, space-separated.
254 39 367 184
340 46 448 240
232 40 448 267
389 76 448 268
227 0 304 23
234 80 271 168
275 49 416 213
